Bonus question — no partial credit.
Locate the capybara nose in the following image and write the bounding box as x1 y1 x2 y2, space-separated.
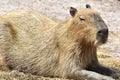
97 28 108 36
97 28 108 44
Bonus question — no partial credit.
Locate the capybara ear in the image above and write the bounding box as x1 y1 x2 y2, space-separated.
70 7 77 17
86 4 91 8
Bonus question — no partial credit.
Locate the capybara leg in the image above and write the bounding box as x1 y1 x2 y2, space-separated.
86 63 117 76
86 63 119 79
0 23 12 71
0 55 9 71
73 70 114 80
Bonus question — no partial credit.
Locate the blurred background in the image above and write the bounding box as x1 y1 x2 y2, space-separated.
0 0 119 57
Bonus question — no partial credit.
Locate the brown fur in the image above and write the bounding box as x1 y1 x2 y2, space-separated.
0 7 118 80
0 51 120 80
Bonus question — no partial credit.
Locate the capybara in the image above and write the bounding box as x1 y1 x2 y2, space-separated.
0 4 118 80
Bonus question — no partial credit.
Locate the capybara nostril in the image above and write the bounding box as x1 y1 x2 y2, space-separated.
97 28 108 36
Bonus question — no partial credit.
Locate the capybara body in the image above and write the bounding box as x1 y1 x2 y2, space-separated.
0 5 118 80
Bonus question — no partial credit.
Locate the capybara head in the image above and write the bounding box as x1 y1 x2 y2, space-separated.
68 4 108 46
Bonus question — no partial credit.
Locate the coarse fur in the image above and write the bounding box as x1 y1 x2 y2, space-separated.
0 51 120 80
0 5 118 80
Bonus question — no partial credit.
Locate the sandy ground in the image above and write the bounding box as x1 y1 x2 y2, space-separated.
0 0 120 58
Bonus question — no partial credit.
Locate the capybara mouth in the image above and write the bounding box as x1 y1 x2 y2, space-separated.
97 28 108 45
97 33 108 45
100 36 108 44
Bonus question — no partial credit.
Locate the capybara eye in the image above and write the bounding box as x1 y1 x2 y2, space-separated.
79 16 85 21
